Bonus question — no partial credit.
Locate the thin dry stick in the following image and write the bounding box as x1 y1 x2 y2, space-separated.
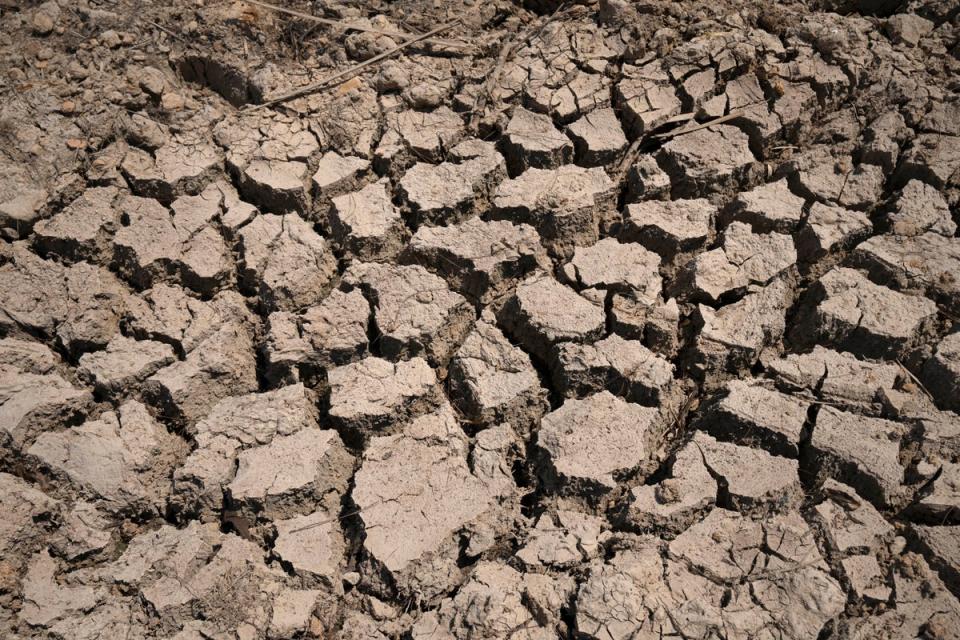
244 19 461 112
241 0 469 49
896 359 935 401
650 107 747 139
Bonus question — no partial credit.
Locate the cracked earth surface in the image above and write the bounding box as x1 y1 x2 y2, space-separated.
1 0 960 638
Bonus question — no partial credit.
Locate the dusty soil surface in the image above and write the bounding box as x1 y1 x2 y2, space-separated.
1 0 960 637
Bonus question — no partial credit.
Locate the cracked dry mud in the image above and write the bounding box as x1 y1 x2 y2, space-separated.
1 0 960 638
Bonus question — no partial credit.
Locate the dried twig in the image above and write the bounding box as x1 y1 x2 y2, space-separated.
896 359 935 401
468 2 569 132
244 19 461 112
650 108 747 139
241 0 470 50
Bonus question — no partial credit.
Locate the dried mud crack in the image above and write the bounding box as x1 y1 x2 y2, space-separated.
1 0 960 638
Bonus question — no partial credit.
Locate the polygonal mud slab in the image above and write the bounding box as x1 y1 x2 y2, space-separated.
352 406 518 600
326 356 442 437
622 198 716 258
263 288 370 385
811 406 908 508
708 379 810 457
447 318 548 432
549 334 677 406
27 401 187 516
806 267 939 359
657 124 761 197
537 391 664 499
342 262 474 366
403 216 547 305
329 180 407 261
238 213 338 312
497 273 605 362
492 164 616 258
500 106 573 174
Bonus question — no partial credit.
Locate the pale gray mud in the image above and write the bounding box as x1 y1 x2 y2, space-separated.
1 0 960 638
